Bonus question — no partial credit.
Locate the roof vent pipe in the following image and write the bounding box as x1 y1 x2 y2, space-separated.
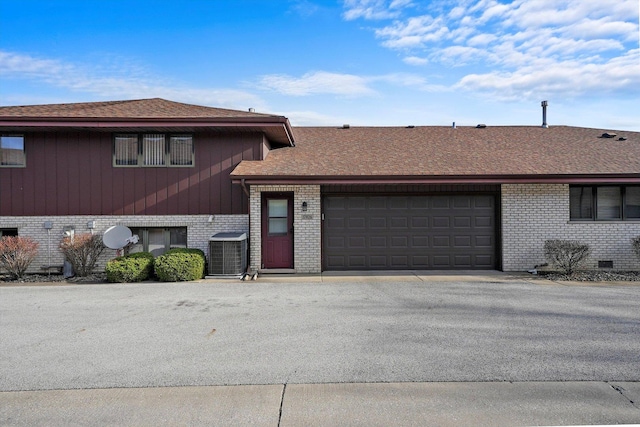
248 108 255 113
452 122 456 129
541 100 548 128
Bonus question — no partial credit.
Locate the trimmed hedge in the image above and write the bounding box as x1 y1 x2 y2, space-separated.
106 252 154 283
154 248 206 282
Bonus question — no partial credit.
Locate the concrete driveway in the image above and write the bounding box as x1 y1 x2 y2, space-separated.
1 273 639 391
1 274 640 426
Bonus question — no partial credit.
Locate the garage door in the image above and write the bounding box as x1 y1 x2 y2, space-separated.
323 195 496 270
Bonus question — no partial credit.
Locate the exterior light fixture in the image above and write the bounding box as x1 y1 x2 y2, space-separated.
302 201 308 212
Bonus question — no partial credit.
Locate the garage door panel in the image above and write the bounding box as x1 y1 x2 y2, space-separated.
347 198 367 209
390 217 408 228
433 236 450 247
348 217 366 228
369 197 387 209
453 196 471 209
327 217 345 229
370 217 387 228
433 217 450 228
412 216 429 228
412 236 429 248
390 236 409 248
323 195 496 270
453 217 471 228
432 198 450 209
475 216 492 227
348 236 366 248
454 236 472 247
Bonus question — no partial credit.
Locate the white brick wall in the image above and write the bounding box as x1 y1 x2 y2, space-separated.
502 184 640 271
249 185 321 273
0 214 248 274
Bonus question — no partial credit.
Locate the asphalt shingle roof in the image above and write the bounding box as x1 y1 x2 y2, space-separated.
0 98 278 119
232 125 640 179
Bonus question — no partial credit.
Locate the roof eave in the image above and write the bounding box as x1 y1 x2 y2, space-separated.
232 174 640 185
0 116 295 146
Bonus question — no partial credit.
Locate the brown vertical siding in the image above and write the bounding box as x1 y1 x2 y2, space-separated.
0 130 263 216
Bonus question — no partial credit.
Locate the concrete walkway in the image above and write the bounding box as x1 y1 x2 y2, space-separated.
2 381 639 426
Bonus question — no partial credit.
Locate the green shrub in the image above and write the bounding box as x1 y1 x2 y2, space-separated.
106 252 154 283
544 239 591 275
154 248 205 282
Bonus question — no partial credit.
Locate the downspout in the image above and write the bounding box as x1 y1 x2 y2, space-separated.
240 179 250 197
240 178 254 280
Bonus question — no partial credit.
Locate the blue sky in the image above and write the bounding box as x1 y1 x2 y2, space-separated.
1 0 638 130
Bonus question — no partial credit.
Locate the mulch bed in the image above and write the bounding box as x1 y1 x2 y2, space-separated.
537 271 640 282
0 273 108 285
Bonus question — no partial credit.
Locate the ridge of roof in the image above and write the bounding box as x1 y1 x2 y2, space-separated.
0 98 282 120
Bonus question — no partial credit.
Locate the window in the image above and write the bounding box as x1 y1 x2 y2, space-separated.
128 227 187 257
1 135 25 167
570 185 640 221
0 228 19 238
114 134 193 167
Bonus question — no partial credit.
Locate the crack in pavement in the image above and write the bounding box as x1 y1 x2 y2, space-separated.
608 382 640 410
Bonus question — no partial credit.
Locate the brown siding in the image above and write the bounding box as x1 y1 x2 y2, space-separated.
0 130 263 216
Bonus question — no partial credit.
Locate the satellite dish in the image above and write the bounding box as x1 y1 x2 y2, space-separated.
103 226 133 250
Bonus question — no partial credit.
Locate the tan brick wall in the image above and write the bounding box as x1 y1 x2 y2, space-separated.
501 184 640 271
249 185 321 273
0 214 248 274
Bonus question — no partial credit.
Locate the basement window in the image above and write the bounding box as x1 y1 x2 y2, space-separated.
114 134 193 167
0 228 18 238
0 135 25 167
570 185 640 221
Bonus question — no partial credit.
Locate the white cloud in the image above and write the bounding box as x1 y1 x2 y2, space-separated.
258 70 445 96
455 49 640 101
0 50 265 109
403 56 428 65
376 15 449 48
343 0 639 100
258 71 375 96
343 0 401 20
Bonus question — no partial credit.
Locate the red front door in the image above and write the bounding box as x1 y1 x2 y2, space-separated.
262 193 294 269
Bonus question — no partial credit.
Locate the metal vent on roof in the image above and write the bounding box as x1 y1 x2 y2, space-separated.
342 124 350 129
476 124 487 128
601 132 617 138
406 125 415 128
618 136 627 141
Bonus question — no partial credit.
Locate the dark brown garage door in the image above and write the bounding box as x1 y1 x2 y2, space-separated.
323 195 496 270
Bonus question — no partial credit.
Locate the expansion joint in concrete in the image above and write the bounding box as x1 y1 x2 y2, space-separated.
277 383 287 427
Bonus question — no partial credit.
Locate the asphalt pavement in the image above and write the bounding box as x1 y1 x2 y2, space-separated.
1 272 640 425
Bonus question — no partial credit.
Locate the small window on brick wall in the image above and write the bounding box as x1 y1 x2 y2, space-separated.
0 228 18 238
570 185 640 221
128 227 187 257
